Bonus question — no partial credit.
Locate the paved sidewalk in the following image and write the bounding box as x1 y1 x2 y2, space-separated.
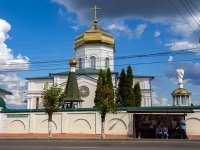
0 133 200 140
0 133 133 140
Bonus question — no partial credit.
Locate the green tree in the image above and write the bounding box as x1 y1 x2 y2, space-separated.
116 68 126 106
94 68 115 139
105 67 113 89
134 82 142 107
41 82 64 139
96 85 115 139
94 69 105 107
123 65 135 106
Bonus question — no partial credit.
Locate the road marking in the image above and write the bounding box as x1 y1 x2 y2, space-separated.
62 147 97 149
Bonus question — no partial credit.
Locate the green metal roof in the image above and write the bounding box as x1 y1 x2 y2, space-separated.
26 76 53 80
1 106 200 113
0 97 6 108
63 72 83 102
51 68 118 75
0 88 12 95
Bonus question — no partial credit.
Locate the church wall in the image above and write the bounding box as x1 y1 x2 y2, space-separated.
3 113 30 133
27 79 53 91
34 113 62 133
0 111 133 135
133 78 151 90
0 113 4 133
1 111 200 137
76 45 114 71
77 77 96 108
53 75 68 86
185 110 200 135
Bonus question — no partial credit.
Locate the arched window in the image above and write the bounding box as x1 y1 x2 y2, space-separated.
91 56 96 69
105 57 109 69
79 58 82 69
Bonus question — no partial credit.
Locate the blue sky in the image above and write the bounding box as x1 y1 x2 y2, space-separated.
1 0 200 108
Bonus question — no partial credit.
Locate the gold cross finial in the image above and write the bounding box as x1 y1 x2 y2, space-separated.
90 5 101 23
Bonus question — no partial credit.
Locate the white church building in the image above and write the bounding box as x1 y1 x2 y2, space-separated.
1 6 200 139
25 7 154 109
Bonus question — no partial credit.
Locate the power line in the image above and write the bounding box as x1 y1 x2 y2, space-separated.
0 47 198 70
0 57 199 73
180 0 200 26
185 0 200 22
168 0 200 38
157 55 200 95
190 0 200 12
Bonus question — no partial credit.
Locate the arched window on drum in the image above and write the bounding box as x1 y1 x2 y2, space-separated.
79 58 82 69
91 56 96 69
105 57 109 69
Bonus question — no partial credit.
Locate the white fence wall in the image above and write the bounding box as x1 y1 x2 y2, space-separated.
1 110 200 136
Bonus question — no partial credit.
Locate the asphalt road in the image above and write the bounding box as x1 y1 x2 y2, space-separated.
0 139 199 150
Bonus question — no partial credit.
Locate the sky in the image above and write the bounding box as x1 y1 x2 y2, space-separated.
1 0 200 109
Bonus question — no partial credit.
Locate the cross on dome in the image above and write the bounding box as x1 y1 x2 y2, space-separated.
90 5 101 23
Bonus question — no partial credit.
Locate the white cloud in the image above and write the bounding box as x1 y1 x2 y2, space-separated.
168 56 173 62
107 24 126 31
154 30 160 37
160 98 170 106
170 21 199 38
135 24 147 38
165 41 200 52
152 92 171 106
152 92 161 106
106 23 134 40
58 8 65 16
0 19 29 108
0 19 29 72
71 25 79 31
0 19 11 43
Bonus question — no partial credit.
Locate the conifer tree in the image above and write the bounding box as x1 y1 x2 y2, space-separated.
94 69 105 107
123 65 135 106
116 68 126 106
94 67 115 139
134 82 142 107
105 67 113 90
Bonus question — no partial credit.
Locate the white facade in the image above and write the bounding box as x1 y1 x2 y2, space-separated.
24 20 154 109
76 45 114 71
25 73 153 109
0 110 200 137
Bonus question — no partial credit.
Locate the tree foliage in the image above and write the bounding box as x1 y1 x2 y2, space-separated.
41 82 64 138
134 82 142 107
94 68 115 139
115 68 126 105
123 65 135 107
94 69 105 107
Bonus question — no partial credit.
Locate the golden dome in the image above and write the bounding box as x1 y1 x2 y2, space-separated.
69 57 77 66
171 88 191 96
74 23 115 49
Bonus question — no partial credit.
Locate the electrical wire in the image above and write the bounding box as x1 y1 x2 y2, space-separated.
168 0 200 38
190 0 200 12
180 0 200 26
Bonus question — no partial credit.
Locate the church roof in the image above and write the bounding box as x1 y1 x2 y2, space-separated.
74 22 115 50
0 96 6 108
63 72 84 102
0 88 12 95
26 76 53 80
51 68 118 75
133 75 154 80
171 88 191 96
